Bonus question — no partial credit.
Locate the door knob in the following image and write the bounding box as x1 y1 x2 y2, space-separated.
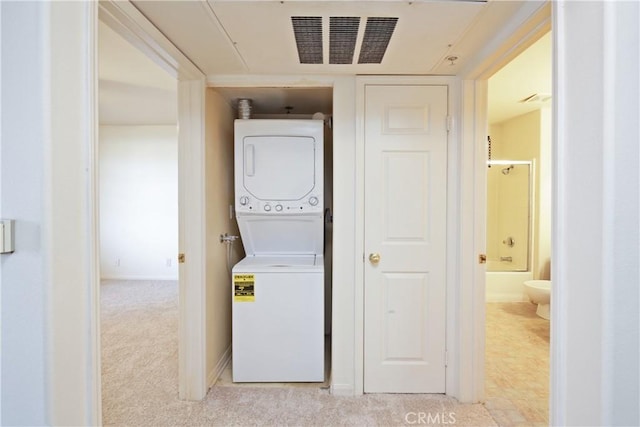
369 253 381 264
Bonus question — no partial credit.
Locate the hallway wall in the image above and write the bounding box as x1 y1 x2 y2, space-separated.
204 89 242 385
553 1 639 424
1 3 49 423
1 1 99 424
99 125 178 280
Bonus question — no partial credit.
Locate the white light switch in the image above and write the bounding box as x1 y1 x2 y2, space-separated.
0 219 15 254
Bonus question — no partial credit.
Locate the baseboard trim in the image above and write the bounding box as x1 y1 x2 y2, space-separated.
208 345 232 389
330 383 355 396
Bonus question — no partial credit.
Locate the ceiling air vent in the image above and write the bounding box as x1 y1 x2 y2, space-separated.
520 93 552 104
358 17 398 64
291 16 323 64
329 17 360 64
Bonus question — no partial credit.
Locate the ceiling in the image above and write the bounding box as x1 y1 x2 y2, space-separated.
98 21 177 125
98 0 549 124
130 0 533 76
488 32 552 124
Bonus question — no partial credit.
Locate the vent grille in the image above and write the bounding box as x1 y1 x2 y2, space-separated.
329 17 360 64
291 16 323 64
520 93 552 104
292 16 398 65
358 17 398 64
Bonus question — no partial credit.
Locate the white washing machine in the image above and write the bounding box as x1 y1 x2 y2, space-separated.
232 255 324 382
232 119 324 382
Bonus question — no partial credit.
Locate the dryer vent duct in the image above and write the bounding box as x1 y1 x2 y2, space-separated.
237 98 253 119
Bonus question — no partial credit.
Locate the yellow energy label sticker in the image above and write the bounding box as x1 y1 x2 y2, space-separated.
234 274 255 302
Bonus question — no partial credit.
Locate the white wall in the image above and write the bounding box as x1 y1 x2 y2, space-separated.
204 89 241 385
1 3 48 423
1 1 99 424
99 125 178 280
538 107 551 280
328 77 357 395
0 5 3 420
552 1 639 425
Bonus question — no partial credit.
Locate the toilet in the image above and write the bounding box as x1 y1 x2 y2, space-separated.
524 280 551 320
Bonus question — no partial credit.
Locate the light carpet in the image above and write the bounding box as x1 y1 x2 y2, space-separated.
101 280 497 426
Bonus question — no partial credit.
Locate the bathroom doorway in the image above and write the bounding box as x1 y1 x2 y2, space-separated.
483 31 552 425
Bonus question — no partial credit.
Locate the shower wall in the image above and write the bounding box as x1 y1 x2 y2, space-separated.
486 162 531 271
487 108 551 301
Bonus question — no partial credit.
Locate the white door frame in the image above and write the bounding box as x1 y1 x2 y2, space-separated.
98 1 208 401
458 0 551 405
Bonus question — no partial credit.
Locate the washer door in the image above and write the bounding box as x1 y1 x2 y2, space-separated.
236 213 324 256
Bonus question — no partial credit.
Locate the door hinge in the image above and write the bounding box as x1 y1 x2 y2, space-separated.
446 116 454 132
178 253 185 264
445 350 448 367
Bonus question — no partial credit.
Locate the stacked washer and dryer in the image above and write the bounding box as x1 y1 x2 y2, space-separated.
232 119 325 382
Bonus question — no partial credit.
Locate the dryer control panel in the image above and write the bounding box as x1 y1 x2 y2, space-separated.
236 194 323 214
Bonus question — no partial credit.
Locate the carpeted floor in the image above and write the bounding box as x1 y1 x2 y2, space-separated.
101 280 497 426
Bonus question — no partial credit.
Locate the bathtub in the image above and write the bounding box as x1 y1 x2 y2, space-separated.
485 261 532 302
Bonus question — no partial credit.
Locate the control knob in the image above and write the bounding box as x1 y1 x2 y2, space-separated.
275 204 283 212
239 196 249 206
264 204 272 212
309 196 319 206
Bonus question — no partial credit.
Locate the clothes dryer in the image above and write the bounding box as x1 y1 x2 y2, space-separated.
234 119 324 220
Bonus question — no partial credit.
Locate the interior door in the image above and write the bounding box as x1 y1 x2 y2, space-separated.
364 84 448 393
